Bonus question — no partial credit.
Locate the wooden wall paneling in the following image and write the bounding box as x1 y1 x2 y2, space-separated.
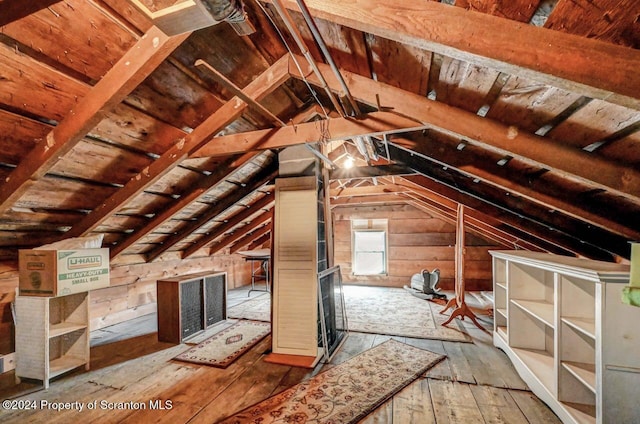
364 35 431 95
275 0 640 109
544 0 640 48
49 139 155 185
435 57 500 113
124 61 224 131
311 17 371 78
389 218 456 235
388 233 456 246
0 42 89 122
547 99 640 152
0 0 63 27
290 57 640 202
485 76 582 133
98 0 154 33
454 0 541 22
333 203 498 290
2 0 137 80
0 110 51 164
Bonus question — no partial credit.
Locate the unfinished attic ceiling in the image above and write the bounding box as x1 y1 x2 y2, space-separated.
0 0 638 265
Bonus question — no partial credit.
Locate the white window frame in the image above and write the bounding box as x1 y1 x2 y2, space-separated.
351 219 388 276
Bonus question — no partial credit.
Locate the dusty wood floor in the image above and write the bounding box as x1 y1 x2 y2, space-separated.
0 286 561 423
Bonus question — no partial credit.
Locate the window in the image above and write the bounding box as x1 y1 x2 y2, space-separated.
352 219 388 275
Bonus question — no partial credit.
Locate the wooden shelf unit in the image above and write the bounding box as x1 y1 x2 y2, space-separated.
491 250 637 424
15 291 90 389
156 271 227 344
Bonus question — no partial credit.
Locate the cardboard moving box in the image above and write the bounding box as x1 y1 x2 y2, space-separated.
19 248 110 296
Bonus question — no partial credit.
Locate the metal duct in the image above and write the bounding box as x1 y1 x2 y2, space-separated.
201 0 255 36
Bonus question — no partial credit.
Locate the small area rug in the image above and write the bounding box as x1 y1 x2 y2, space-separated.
219 339 444 423
174 320 270 368
344 285 472 342
227 293 271 322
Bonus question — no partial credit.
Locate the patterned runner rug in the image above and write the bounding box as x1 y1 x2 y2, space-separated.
174 320 270 368
219 339 445 424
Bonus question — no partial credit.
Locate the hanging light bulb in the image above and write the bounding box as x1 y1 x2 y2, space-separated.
343 155 355 169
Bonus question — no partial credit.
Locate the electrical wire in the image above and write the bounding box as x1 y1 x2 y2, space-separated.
253 0 330 122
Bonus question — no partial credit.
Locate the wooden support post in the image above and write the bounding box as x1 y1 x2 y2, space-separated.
441 204 485 331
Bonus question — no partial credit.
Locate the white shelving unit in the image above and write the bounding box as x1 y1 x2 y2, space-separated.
491 250 638 424
15 292 89 389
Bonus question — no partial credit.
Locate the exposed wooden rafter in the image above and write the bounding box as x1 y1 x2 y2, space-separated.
145 162 278 262
182 193 275 258
0 26 190 216
190 112 427 158
389 137 640 241
229 221 273 254
329 164 416 180
209 210 273 254
288 55 640 203
271 0 640 109
401 172 615 260
109 152 257 259
0 0 62 26
63 55 289 243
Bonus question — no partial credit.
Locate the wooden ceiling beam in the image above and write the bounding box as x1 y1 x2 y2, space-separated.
246 231 271 251
391 145 632 259
109 152 257 259
390 137 640 241
145 162 278 262
405 196 540 252
0 1 62 26
330 194 407 207
329 164 415 180
64 55 289 241
183 193 274 258
370 176 543 251
399 176 572 254
272 0 640 109
190 111 427 158
288 55 640 203
0 26 190 216
401 171 617 261
229 221 273 254
208 210 273 255
329 184 410 199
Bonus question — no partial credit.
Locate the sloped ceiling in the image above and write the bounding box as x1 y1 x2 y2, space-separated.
0 0 638 265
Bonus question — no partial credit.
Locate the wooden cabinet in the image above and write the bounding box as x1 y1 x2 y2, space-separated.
156 271 227 344
15 292 89 389
491 250 638 424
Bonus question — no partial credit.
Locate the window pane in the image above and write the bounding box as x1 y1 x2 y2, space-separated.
354 252 385 274
354 231 385 250
353 230 386 275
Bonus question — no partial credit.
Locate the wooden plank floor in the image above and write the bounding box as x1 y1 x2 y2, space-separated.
0 286 561 423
